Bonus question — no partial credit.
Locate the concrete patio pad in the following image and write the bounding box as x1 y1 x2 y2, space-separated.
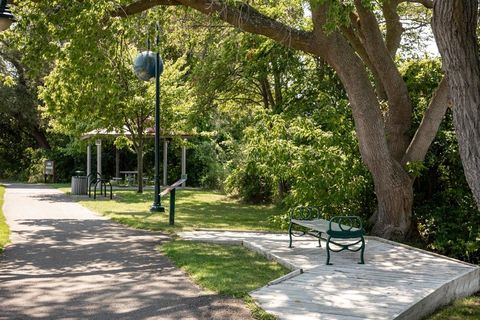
179 230 480 320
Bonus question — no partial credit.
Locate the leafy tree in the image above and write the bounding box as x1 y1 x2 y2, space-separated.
9 2 192 192
10 1 475 241
0 43 50 150
107 0 451 240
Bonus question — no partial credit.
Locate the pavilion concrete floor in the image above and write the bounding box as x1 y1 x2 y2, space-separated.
179 230 480 320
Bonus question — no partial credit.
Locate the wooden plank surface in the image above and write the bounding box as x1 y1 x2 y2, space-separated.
179 231 480 320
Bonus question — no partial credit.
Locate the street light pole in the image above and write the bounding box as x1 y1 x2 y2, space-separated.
133 24 165 213
0 0 15 32
151 24 164 212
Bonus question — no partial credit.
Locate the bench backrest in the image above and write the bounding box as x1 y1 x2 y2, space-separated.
327 216 365 238
290 206 321 220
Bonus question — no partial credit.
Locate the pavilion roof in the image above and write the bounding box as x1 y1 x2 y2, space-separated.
80 128 194 141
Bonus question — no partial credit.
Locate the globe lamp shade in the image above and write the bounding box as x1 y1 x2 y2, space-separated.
133 51 164 81
0 1 14 32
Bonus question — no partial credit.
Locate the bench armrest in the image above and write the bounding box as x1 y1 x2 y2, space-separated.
289 206 321 220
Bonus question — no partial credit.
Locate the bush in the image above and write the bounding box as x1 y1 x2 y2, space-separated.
225 165 274 204
225 113 373 217
415 191 480 264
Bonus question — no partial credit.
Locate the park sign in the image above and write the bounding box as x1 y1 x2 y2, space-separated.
44 160 55 183
44 160 54 175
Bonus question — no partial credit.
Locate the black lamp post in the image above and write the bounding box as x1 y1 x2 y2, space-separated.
133 24 165 212
0 0 15 32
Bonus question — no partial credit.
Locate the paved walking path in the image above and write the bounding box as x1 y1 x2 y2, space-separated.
0 184 252 320
179 230 480 320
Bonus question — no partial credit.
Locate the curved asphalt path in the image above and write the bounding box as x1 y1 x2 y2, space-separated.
0 184 252 320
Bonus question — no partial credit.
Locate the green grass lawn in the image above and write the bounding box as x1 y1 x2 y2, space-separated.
59 187 283 232
162 240 289 320
0 185 10 251
426 294 480 320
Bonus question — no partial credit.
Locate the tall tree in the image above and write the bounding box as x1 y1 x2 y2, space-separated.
432 0 480 209
12 0 450 239
0 44 50 149
111 0 448 239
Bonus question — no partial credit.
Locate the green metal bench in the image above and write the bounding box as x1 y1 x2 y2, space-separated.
288 207 365 265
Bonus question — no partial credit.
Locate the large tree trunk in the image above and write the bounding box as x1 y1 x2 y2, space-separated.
30 125 50 149
432 0 480 209
371 165 413 240
320 31 414 239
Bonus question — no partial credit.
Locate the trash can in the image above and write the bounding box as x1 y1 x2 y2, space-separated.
71 175 88 195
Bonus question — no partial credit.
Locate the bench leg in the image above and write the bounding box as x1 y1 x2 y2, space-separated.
318 232 322 247
288 222 293 248
359 237 365 264
326 236 332 265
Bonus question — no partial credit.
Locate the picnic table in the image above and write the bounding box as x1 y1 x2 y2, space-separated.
120 171 138 185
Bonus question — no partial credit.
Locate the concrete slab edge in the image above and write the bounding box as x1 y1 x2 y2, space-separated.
181 238 244 246
367 236 478 267
393 267 480 320
193 228 285 234
242 240 299 272
267 269 303 286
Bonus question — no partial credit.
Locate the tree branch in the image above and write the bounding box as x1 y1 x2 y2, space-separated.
383 0 404 57
112 0 181 17
111 0 314 54
354 0 412 161
401 0 433 9
176 0 314 53
403 77 449 164
341 23 387 101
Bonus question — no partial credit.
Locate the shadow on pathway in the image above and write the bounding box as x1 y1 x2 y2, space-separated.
0 184 252 320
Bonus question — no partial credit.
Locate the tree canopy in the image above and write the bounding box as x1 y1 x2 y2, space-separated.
1 0 479 248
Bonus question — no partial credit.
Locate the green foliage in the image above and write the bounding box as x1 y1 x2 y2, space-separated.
405 161 426 178
0 185 10 252
226 111 372 222
20 139 81 183
415 191 480 264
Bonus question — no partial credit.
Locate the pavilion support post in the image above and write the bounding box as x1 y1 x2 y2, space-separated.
87 144 91 184
96 139 102 176
181 143 186 188
115 147 120 178
163 139 168 186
